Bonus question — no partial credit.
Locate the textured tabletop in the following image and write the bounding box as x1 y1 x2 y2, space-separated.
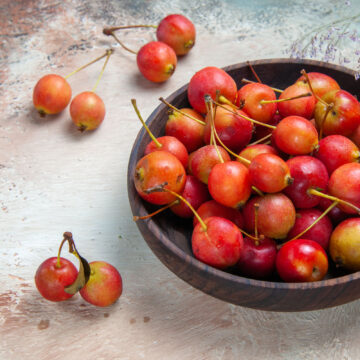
1 0 360 359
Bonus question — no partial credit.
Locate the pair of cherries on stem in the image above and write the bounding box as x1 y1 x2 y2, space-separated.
33 49 114 131
35 232 122 307
103 14 195 83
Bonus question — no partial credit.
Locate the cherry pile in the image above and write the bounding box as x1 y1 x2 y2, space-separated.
133 65 360 283
35 232 122 307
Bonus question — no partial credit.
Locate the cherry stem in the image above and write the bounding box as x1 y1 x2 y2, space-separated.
159 97 206 126
248 133 273 146
92 48 114 92
300 69 328 106
218 95 239 109
145 183 208 232
288 201 338 242
64 49 113 79
205 95 224 163
247 61 262 83
252 186 264 197
319 102 334 140
103 24 157 35
56 232 77 268
254 202 260 240
308 188 360 214
241 78 283 93
107 31 138 54
131 99 162 148
211 99 277 129
259 92 312 105
239 228 258 241
133 200 179 221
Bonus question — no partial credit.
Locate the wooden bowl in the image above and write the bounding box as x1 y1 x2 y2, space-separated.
127 58 360 312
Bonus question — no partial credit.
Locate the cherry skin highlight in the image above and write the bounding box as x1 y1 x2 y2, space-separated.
35 257 78 302
136 41 177 83
33 74 72 116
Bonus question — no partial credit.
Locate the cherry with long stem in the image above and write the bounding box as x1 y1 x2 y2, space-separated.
241 78 283 93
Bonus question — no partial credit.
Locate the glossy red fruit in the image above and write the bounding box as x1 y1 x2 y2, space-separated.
193 200 244 229
187 66 237 114
314 89 360 137
249 153 292 193
70 91 105 131
165 108 205 152
277 82 316 119
238 144 278 167
136 41 177 83
203 105 253 153
35 257 78 302
170 175 210 218
134 150 186 205
329 218 360 272
192 216 243 269
315 135 360 174
286 209 333 250
272 116 319 155
33 74 72 116
236 236 277 279
208 161 251 208
284 156 329 209
276 239 328 282
236 83 277 123
156 14 196 56
295 71 340 102
80 261 122 307
243 193 296 239
144 135 189 168
328 163 360 214
190 145 230 184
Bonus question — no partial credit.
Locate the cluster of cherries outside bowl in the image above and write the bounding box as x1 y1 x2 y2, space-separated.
129 59 360 311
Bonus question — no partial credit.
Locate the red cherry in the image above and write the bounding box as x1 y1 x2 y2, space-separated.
35 257 78 302
208 161 251 208
243 193 296 239
276 239 328 282
33 74 72 116
315 135 360 174
80 261 122 307
238 144 279 167
156 14 196 56
236 83 277 123
284 156 329 209
236 236 277 279
134 151 186 205
170 175 210 218
187 66 237 114
272 116 319 155
286 209 333 250
203 105 253 153
192 216 243 269
137 41 177 83
70 91 105 131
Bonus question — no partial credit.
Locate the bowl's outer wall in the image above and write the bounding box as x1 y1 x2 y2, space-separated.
127 59 360 311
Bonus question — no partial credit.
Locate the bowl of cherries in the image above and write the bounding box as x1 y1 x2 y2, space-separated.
127 58 360 312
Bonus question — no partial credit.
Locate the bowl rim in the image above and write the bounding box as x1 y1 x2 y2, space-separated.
127 57 360 292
